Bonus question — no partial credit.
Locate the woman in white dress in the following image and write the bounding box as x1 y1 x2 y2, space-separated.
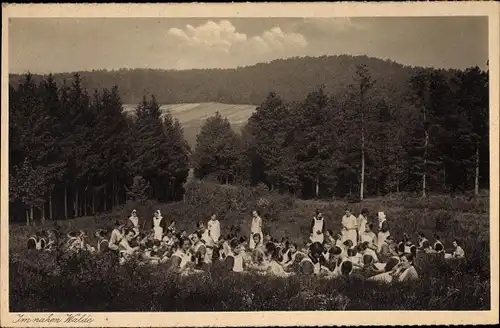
207 213 221 244
341 208 358 246
357 208 369 244
310 209 326 244
376 211 390 251
249 210 263 249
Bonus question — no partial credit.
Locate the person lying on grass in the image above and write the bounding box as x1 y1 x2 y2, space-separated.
368 253 418 283
444 239 466 260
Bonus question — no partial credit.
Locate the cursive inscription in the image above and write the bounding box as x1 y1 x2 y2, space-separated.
13 313 94 324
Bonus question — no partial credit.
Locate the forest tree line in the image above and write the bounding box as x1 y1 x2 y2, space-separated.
9 74 190 224
192 65 489 200
9 60 489 224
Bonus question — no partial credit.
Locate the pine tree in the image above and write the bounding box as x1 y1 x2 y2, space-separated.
192 112 241 184
351 64 376 201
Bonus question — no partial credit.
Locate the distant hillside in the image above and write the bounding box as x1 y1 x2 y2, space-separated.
123 102 257 148
9 55 456 106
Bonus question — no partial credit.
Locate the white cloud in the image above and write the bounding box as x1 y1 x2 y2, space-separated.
167 20 308 67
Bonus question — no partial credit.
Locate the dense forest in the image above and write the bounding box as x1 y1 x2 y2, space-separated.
8 55 489 224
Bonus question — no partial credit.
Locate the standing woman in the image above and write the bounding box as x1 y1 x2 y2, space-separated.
126 209 142 237
207 213 221 244
341 208 358 246
249 210 264 250
310 209 326 244
357 208 369 244
150 210 167 241
376 211 390 251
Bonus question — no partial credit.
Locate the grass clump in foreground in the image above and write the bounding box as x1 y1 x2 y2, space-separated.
9 181 491 311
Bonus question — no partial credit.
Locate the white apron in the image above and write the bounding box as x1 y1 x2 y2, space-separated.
129 216 140 236
377 219 390 251
207 220 221 243
172 249 190 270
342 215 358 246
228 253 244 272
311 217 325 244
153 217 164 240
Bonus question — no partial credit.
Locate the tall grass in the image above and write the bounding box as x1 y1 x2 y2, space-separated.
9 180 490 311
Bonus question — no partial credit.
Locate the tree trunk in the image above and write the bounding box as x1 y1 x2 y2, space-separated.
103 185 107 212
84 191 87 216
315 175 320 198
422 106 428 198
74 189 79 218
92 192 95 214
26 208 30 226
360 113 365 201
30 205 34 226
396 177 400 193
49 191 53 220
442 164 446 191
41 204 45 224
475 145 480 196
64 186 68 219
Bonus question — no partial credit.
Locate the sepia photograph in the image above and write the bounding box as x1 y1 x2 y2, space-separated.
1 2 499 327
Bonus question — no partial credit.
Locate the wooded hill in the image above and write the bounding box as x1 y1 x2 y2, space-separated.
9 55 450 106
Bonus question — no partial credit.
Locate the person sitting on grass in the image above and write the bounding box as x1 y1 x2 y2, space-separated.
225 238 246 273
378 235 398 263
167 237 194 274
359 254 384 279
190 231 209 270
425 234 445 255
27 231 47 251
325 246 344 272
94 229 110 253
359 241 379 263
347 247 364 270
108 220 124 251
141 239 162 265
282 242 299 270
417 232 431 252
445 239 466 260
359 223 378 251
299 242 329 275
266 246 295 278
118 228 140 265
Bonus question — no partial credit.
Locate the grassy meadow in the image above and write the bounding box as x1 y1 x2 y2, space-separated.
9 180 491 311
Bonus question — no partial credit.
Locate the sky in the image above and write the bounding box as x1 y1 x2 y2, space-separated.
8 17 488 74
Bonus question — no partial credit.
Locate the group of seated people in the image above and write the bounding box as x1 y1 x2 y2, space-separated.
26 209 466 282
